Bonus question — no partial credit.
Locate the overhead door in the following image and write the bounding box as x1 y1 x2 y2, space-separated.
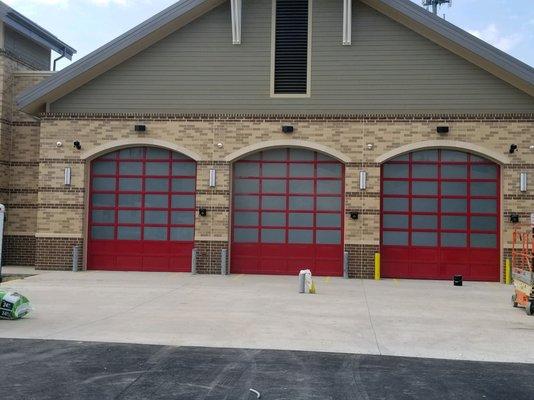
231 148 344 276
88 147 196 271
380 149 500 281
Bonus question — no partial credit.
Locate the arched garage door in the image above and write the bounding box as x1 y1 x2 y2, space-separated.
231 148 344 276
380 149 500 281
88 147 196 271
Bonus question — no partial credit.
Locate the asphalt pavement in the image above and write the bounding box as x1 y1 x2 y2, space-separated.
0 339 533 400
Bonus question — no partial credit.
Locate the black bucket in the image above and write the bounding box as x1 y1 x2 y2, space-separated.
454 275 463 286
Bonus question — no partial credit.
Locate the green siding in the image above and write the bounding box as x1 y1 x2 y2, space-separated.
51 0 534 114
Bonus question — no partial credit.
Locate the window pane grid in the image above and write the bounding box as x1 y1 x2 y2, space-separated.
233 149 343 244
90 147 196 242
381 150 499 248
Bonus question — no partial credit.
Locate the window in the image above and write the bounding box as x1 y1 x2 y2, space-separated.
272 0 311 96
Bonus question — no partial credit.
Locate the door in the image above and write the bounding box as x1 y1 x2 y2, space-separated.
380 149 500 281
231 148 344 276
88 146 196 271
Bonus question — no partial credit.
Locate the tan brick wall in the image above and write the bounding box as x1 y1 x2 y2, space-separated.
20 114 534 273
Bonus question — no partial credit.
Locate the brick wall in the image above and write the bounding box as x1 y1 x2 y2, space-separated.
195 240 228 274
35 237 83 270
2 112 531 276
3 235 36 266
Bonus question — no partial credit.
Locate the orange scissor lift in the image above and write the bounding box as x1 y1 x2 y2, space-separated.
511 224 534 315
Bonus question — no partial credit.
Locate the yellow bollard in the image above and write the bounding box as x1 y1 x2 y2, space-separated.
505 258 511 285
374 253 381 280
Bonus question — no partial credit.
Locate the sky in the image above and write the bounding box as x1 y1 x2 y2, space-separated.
3 0 534 70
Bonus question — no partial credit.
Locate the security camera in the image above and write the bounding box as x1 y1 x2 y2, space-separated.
56 141 63 148
73 141 81 150
509 144 517 154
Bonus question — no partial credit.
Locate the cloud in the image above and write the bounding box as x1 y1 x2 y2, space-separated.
3 0 133 7
468 24 523 52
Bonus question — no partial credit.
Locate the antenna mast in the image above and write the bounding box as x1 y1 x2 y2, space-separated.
421 0 452 16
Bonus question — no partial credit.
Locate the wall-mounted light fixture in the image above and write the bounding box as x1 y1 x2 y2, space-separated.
135 124 146 133
217 142 224 149
359 171 367 190
366 143 374 150
510 213 520 224
282 125 294 134
209 169 217 188
350 212 359 220
509 144 518 154
73 141 81 150
437 126 449 135
199 208 207 217
64 167 71 186
520 172 527 192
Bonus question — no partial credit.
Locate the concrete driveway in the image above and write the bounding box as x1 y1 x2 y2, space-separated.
1 267 533 363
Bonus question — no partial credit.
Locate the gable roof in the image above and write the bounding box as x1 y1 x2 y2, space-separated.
17 0 534 114
0 1 76 60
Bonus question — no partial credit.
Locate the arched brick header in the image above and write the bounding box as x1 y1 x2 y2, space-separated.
81 138 203 161
224 140 352 163
375 140 510 165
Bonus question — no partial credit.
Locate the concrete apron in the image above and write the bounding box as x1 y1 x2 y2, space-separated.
1 269 533 363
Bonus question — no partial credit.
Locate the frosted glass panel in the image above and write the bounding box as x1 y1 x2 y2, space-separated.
316 230 341 244
171 211 195 225
317 197 341 211
412 232 437 246
234 163 260 177
119 210 141 224
234 212 259 226
316 213 341 228
382 214 409 229
92 194 115 207
172 179 195 192
93 161 116 175
412 198 438 212
144 227 167 241
471 182 497 196
263 163 286 177
146 148 169 159
290 163 314 177
170 228 194 241
441 182 467 196
119 178 142 191
383 181 409 195
234 196 259 209
262 212 286 227
146 178 169 192
93 178 115 191
261 229 285 243
441 216 467 230
234 179 259 193
442 233 467 247
119 162 142 175
171 195 195 208
144 211 167 224
289 196 313 210
92 210 115 223
317 164 342 178
92 226 114 239
383 231 408 245
262 196 286 210
117 226 141 240
413 165 437 178
412 215 437 229
317 180 341 194
383 164 408 178
289 213 313 227
146 162 169 176
288 230 313 244
263 179 287 193
145 194 167 208
233 228 258 243
289 180 313 194
471 233 497 248
441 165 467 179
383 198 409 212
172 162 196 176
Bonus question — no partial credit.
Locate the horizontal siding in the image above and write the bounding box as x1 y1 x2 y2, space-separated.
4 28 50 70
51 0 534 114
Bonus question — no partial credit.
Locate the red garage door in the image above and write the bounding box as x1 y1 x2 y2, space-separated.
231 148 344 276
88 147 196 272
380 149 500 281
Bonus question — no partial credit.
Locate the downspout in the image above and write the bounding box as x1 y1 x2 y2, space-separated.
53 48 67 71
